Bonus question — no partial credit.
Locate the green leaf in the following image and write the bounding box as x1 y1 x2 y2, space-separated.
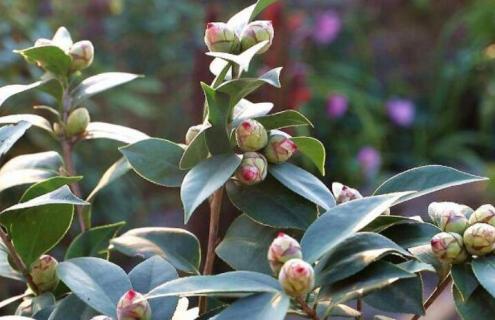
71 72 142 105
364 277 425 315
48 294 98 320
227 0 277 33
269 163 335 211
65 222 125 260
86 158 131 201
322 261 416 304
146 271 281 299
206 41 269 72
409 245 450 280
0 151 63 193
226 176 317 230
20 176 82 201
31 292 55 316
0 114 52 133
0 240 23 281
120 138 186 187
179 124 210 170
362 215 422 233
84 122 149 144
216 214 277 274
374 165 487 205
255 110 313 130
57 257 132 317
315 232 412 286
380 222 440 248
16 46 71 76
110 227 201 274
129 256 179 320
232 99 273 127
0 122 32 158
0 292 30 310
213 292 289 320
472 256 495 299
0 81 44 107
202 83 232 154
291 136 326 176
454 286 495 320
301 193 408 264
181 153 241 222
452 263 479 302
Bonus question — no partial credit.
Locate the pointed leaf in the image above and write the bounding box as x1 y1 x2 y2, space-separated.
472 256 495 299
454 286 495 320
16 46 71 76
87 158 131 201
84 122 149 144
255 110 313 130
0 122 32 158
0 114 52 133
213 292 289 320
65 222 125 259
452 263 479 302
292 136 326 176
206 41 269 72
380 222 440 248
232 99 273 127
227 0 277 33
0 82 44 107
47 294 98 320
179 124 210 170
202 83 232 154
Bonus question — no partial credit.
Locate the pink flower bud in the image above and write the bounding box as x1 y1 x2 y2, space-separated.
267 233 303 275
235 152 268 185
331 182 363 204
431 232 468 264
263 133 297 164
30 255 59 293
428 202 471 234
278 259 315 297
235 119 268 152
240 21 274 54
117 290 152 320
69 40 94 71
204 22 240 53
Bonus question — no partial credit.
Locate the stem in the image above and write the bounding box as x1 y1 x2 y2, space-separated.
0 227 39 294
410 275 452 320
357 299 363 319
199 187 224 313
296 296 320 320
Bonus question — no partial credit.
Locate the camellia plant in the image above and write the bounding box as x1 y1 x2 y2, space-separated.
1 1 495 320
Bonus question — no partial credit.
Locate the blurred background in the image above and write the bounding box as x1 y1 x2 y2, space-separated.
1 0 495 318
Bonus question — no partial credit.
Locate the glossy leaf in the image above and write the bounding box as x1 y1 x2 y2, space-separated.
232 99 273 127
179 123 210 169
380 222 440 248
110 227 201 274
472 256 495 299
47 294 98 320
0 114 52 133
454 286 495 320
227 0 277 33
409 245 450 280
0 121 32 158
86 158 131 201
57 257 132 317
0 293 30 310
255 110 313 130
291 136 326 176
213 292 289 320
362 215 422 233
0 81 44 107
301 193 408 263
452 263 479 302
374 165 487 205
0 240 23 281
0 151 62 193
71 72 141 105
65 222 125 259
181 153 241 222
16 46 71 76
121 138 185 187
206 41 269 72
129 256 179 320
84 122 149 144
226 176 317 230
269 162 335 211
216 214 277 274
202 83 232 154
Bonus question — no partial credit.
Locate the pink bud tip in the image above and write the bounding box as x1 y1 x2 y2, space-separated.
295 266 305 273
277 232 286 237
241 121 252 130
126 289 137 300
207 23 214 29
242 167 258 181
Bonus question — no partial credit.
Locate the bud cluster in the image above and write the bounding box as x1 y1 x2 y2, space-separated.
267 233 314 298
429 202 495 264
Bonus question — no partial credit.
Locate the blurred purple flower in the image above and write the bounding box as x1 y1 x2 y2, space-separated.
386 98 415 127
357 146 381 176
312 10 342 45
326 94 348 119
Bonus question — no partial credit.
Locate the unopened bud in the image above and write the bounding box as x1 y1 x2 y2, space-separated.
204 22 240 53
53 122 64 137
66 107 90 137
430 232 468 264
240 21 274 54
267 233 303 275
235 119 268 152
185 124 203 145
263 133 297 164
69 40 94 71
469 204 495 227
332 182 363 204
117 289 152 320
30 255 59 293
235 152 267 185
428 202 470 234
278 259 315 297
463 223 495 256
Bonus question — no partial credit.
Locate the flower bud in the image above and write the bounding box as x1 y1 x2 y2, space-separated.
428 202 470 234
463 223 495 256
69 40 94 71
278 259 315 297
235 152 268 185
469 204 495 227
267 233 303 275
204 22 240 53
66 107 90 137
90 317 113 320
117 289 152 320
235 119 268 152
240 21 274 54
30 255 59 293
430 232 468 264
332 182 363 204
185 124 203 145
53 122 64 137
263 133 297 164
